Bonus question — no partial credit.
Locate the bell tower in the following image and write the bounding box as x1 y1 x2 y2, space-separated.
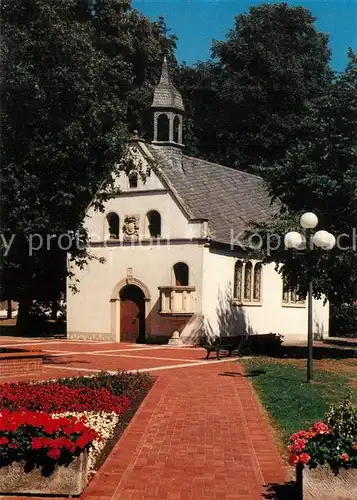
150 57 185 167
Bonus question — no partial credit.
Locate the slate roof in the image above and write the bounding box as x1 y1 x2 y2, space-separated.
151 57 185 112
146 144 278 246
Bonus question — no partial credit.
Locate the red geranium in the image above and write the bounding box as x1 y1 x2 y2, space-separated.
0 409 100 466
0 382 130 415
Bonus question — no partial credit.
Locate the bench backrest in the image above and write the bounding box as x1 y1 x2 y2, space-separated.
216 336 241 346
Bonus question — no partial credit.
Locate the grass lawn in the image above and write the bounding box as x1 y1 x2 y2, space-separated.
242 354 357 443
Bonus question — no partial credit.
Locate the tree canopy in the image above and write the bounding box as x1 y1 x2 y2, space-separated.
0 0 176 329
179 2 332 171
253 50 357 303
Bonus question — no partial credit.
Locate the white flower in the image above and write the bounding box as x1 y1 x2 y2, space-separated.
51 411 119 476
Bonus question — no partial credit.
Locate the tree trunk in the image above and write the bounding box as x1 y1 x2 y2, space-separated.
7 299 12 320
16 296 33 335
51 299 58 321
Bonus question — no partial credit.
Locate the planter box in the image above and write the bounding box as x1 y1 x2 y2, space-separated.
0 451 88 496
298 464 357 499
0 348 43 377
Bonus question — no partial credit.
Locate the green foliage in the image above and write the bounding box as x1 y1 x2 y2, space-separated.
0 0 176 328
254 50 357 303
289 394 357 473
330 303 357 338
325 393 357 442
178 3 331 170
57 370 153 401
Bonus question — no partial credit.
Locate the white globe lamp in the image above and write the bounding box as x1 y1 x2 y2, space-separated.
313 230 336 250
300 212 318 229
284 231 304 249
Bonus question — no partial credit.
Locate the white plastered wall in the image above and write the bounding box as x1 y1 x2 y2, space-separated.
201 246 329 343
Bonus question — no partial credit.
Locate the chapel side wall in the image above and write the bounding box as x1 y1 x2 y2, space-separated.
67 243 204 341
201 247 329 343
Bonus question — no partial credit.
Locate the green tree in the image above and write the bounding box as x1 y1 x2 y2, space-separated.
0 0 176 332
253 50 357 304
179 3 332 170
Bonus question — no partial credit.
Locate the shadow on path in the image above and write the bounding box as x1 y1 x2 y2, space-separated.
263 481 298 499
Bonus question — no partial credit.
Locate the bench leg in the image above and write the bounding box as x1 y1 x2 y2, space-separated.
205 350 210 360
228 349 232 357
216 349 220 360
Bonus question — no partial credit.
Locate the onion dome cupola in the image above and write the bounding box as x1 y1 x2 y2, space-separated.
151 57 184 148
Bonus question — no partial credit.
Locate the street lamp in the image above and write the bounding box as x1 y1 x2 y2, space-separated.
284 212 335 383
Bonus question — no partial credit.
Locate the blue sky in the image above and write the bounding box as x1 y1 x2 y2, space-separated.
133 0 357 72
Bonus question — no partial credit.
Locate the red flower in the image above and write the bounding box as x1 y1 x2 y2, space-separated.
289 453 300 466
352 442 357 451
312 422 332 435
340 453 349 462
47 448 61 460
31 437 44 450
288 438 306 453
299 453 311 465
8 442 19 449
0 382 130 415
0 437 9 445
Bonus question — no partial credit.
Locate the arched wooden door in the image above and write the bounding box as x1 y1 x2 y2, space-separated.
120 285 145 343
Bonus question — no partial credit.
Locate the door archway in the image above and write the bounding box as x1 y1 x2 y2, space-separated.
119 285 145 343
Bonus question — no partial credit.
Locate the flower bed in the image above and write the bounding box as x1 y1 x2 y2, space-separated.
51 411 119 476
0 409 99 467
0 371 154 493
0 409 99 495
288 395 357 499
0 381 130 414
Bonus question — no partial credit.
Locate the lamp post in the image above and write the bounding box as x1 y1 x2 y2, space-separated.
284 212 335 383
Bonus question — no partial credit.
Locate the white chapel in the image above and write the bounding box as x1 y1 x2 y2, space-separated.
67 59 329 345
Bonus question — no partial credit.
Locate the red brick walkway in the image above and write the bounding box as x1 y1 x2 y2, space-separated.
83 363 288 500
0 339 289 499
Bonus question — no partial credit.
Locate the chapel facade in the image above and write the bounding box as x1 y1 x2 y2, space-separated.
67 58 329 344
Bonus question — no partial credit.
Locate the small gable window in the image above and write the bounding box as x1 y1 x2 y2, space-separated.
106 212 119 239
157 113 169 141
129 172 138 188
174 262 189 286
233 260 262 304
147 210 161 238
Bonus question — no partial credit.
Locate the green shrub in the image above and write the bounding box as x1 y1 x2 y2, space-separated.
56 371 153 401
325 393 357 441
330 303 357 338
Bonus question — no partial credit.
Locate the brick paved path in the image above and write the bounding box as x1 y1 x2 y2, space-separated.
83 362 288 500
0 339 289 499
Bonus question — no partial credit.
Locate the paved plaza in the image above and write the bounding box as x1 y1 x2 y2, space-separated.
0 338 289 499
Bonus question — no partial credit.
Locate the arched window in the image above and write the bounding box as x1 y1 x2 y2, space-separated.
173 115 180 143
106 212 119 239
157 114 169 141
233 261 243 301
253 263 262 301
129 172 138 188
147 210 161 238
243 262 253 301
233 260 262 303
174 262 189 286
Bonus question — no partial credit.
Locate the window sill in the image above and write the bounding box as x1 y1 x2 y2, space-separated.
281 302 306 308
159 311 194 317
231 300 262 307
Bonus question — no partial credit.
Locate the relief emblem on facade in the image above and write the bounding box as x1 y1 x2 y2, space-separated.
123 215 139 242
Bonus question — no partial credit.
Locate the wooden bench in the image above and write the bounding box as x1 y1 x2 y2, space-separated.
202 335 246 360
